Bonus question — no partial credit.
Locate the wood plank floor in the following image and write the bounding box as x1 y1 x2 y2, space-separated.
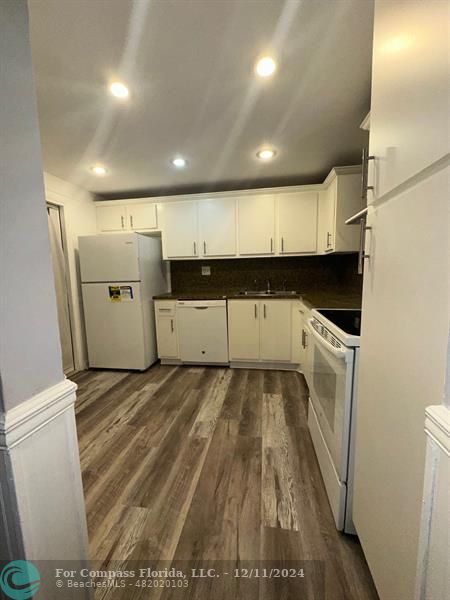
73 365 378 600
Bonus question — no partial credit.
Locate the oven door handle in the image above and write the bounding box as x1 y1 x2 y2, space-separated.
308 319 350 361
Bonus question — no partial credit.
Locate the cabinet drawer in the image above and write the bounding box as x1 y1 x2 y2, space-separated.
155 301 176 316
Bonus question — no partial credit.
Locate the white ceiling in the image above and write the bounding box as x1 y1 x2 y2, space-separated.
28 0 374 198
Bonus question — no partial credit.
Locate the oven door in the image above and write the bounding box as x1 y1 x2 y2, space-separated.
308 319 354 481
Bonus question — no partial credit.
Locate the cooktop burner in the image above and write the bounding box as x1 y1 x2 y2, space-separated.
316 309 362 336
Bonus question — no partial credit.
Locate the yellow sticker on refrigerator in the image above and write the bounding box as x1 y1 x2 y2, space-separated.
108 285 134 302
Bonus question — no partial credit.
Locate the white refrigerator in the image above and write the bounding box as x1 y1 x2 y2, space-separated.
79 233 168 370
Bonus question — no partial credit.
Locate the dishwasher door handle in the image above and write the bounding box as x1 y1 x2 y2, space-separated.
194 306 209 310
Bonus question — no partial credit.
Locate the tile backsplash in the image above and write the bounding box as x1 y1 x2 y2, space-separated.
170 254 362 297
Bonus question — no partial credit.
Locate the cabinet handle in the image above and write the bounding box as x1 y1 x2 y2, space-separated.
304 330 308 348
130 215 134 228
301 329 305 348
270 238 273 253
254 303 257 319
203 241 206 254
281 237 284 252
361 148 375 200
263 304 267 319
193 241 197 255
170 319 174 333
357 217 372 275
326 232 332 248
121 215 125 229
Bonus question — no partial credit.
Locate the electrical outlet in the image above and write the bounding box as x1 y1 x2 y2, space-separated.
201 266 211 276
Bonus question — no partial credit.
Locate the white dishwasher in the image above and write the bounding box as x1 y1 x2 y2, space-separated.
176 300 229 364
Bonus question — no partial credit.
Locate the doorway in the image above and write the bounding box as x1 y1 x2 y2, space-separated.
47 203 75 374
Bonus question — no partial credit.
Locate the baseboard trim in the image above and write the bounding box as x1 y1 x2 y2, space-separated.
0 379 77 450
230 361 299 371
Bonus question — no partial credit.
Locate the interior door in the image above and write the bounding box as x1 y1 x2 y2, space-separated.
238 195 275 255
47 204 75 374
278 192 318 254
228 300 260 360
199 198 236 256
162 201 198 258
260 300 291 361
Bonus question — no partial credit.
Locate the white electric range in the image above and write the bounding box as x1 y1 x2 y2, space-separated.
307 308 361 534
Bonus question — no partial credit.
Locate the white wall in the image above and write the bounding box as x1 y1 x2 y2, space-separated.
44 172 97 370
0 0 63 411
0 1 90 574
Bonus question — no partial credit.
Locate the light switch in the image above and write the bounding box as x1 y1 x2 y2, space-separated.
201 266 211 276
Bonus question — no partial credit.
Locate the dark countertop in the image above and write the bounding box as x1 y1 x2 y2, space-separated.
154 290 362 308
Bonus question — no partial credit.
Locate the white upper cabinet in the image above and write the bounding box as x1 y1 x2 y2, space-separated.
278 191 318 254
127 203 157 230
97 203 157 232
238 195 275 255
161 201 198 259
95 167 362 257
96 205 126 232
199 198 236 257
318 170 364 253
369 2 449 200
319 181 336 253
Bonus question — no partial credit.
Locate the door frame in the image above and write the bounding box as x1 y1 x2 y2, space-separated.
47 201 76 375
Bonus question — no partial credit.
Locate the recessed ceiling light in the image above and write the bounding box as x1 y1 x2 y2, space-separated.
255 56 277 77
109 81 129 98
91 165 108 175
256 148 276 161
171 157 187 168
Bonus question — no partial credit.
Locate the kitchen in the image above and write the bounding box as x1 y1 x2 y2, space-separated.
0 2 448 600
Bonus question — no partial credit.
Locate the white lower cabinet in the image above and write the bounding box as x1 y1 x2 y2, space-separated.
260 300 292 361
154 301 179 359
227 300 260 360
228 299 292 363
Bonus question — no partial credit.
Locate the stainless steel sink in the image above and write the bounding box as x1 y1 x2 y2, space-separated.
237 290 299 297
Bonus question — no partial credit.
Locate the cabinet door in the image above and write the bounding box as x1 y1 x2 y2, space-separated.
155 315 178 358
97 206 126 232
260 300 292 362
162 201 198 258
199 198 236 256
238 195 275 255
228 300 260 361
278 192 318 254
128 203 157 230
320 182 336 253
